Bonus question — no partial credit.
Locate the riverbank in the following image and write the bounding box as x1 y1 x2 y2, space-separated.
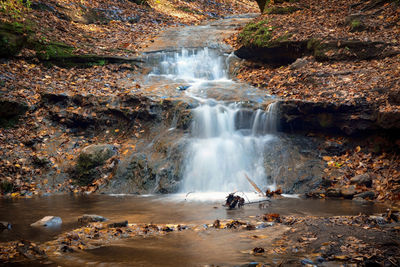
229 0 400 207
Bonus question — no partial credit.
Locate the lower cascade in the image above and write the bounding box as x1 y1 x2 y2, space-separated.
181 103 276 193
149 48 278 193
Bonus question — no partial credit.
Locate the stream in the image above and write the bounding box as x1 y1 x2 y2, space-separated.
0 16 387 266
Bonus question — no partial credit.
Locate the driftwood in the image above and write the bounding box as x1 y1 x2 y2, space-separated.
244 173 265 196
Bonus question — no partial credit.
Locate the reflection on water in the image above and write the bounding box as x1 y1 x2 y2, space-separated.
0 194 384 243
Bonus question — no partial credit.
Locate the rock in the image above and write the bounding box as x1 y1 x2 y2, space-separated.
0 99 29 118
340 185 357 199
388 89 400 105
0 23 27 58
81 144 117 162
256 222 274 229
74 144 117 185
289 58 308 70
352 197 368 203
0 221 11 230
31 216 62 227
350 173 373 187
78 214 107 223
306 188 326 198
354 191 375 200
108 220 128 228
326 188 341 197
301 259 315 265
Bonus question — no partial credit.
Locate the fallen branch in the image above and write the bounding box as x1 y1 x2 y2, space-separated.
244 173 265 196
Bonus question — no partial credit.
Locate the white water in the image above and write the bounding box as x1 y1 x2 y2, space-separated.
150 48 278 194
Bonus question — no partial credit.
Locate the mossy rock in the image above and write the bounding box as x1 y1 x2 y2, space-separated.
0 22 28 58
239 19 274 47
74 144 117 185
35 42 75 61
265 6 300 14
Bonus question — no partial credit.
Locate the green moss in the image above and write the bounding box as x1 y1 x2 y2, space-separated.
0 21 30 57
349 19 364 32
239 19 293 48
307 38 327 59
35 42 74 60
265 6 300 14
239 19 274 47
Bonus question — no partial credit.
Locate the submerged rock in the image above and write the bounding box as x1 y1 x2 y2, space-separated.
78 214 108 223
31 216 62 227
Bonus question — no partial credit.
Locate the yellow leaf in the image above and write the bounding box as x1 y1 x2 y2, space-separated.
355 146 361 152
322 156 332 161
115 129 120 133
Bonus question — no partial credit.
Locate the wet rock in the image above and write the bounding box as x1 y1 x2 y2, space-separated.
350 173 373 187
60 245 74 253
108 220 128 228
256 222 274 229
326 187 341 197
252 247 265 254
0 221 11 230
78 214 107 223
301 259 314 265
322 140 345 154
289 57 308 70
340 185 358 199
352 197 368 203
31 216 62 227
306 189 325 198
354 191 375 200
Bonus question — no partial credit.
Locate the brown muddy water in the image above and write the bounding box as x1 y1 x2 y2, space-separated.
0 195 385 266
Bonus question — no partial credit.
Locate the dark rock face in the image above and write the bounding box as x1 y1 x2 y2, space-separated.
235 39 399 65
0 99 29 118
235 41 308 66
276 100 400 135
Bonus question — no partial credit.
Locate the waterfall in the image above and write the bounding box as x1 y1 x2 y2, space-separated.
148 48 278 193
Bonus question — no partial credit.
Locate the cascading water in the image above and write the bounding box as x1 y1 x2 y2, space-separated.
149 48 278 195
